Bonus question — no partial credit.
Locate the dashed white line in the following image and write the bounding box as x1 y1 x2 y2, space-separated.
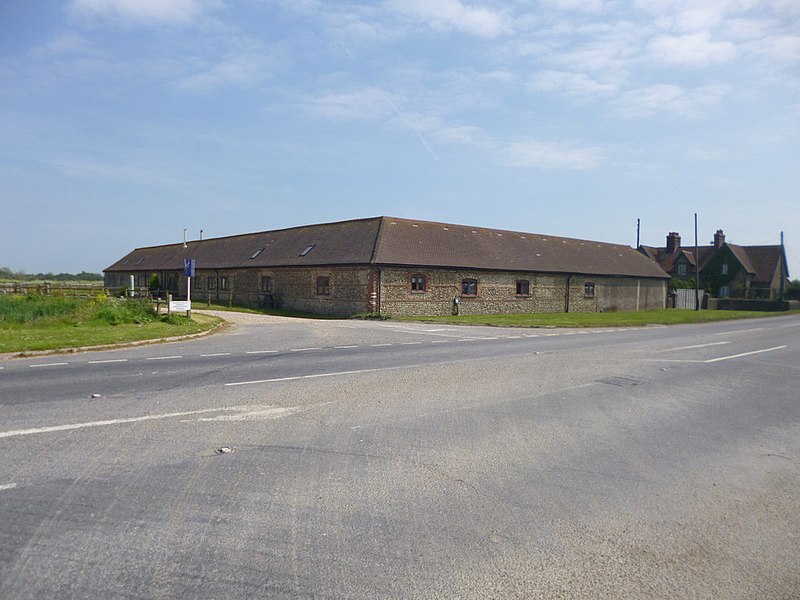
88 359 128 364
225 364 421 387
29 362 69 368
660 342 730 352
290 348 321 352
400 342 422 346
371 343 392 347
0 483 16 491
334 345 359 349
246 350 278 354
431 340 449 344
146 356 182 361
714 327 764 336
201 353 231 357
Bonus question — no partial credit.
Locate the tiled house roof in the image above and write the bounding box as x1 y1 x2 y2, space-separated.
106 216 669 279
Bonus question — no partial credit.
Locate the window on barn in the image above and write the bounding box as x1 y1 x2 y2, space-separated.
220 276 229 291
194 275 203 289
410 274 427 293
461 279 478 296
316 276 331 295
516 280 530 296
261 275 273 293
584 282 596 297
207 276 215 290
677 264 687 276
721 263 729 275
300 244 316 257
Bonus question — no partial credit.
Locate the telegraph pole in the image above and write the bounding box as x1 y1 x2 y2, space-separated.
636 218 640 249
780 231 785 301
694 213 700 311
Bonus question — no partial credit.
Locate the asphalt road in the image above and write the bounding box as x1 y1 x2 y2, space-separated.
1 313 799 599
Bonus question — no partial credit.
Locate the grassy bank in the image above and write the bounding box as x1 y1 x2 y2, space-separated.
0 294 221 353
393 309 800 328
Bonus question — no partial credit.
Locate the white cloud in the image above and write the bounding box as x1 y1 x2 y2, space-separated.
529 70 617 98
69 0 216 24
649 32 737 65
386 0 511 38
504 140 605 170
175 52 273 93
434 125 483 145
611 83 730 118
310 87 398 120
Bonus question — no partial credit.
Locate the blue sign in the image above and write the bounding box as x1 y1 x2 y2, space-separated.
184 258 196 277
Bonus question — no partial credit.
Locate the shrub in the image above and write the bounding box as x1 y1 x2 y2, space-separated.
94 298 157 325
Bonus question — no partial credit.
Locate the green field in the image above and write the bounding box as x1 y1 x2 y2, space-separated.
392 308 799 328
0 294 221 354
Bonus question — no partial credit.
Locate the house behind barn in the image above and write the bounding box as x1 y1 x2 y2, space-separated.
105 216 669 316
640 229 789 299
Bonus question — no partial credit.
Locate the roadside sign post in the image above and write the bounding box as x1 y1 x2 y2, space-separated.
183 259 195 318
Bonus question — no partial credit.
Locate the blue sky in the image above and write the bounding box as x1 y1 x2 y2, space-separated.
1 0 798 275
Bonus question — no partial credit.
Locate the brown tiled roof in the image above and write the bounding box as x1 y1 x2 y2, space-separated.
742 245 787 283
726 244 757 275
106 217 383 272
373 218 668 278
106 216 669 279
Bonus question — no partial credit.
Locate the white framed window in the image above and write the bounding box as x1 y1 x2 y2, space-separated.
677 264 687 276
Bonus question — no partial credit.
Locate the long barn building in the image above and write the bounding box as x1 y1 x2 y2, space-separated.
105 216 669 316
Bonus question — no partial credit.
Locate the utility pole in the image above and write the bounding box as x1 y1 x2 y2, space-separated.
636 218 640 249
694 213 700 311
780 231 785 301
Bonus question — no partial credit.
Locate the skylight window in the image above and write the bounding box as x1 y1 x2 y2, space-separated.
299 244 316 257
250 248 265 259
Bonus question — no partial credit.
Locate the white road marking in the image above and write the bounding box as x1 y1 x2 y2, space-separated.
189 405 300 422
544 334 560 337
334 345 359 349
146 356 182 361
290 347 321 352
200 353 231 357
0 406 259 439
645 345 787 364
713 327 764 336
225 364 421 387
660 341 730 352
431 340 449 343
246 350 278 354
29 362 69 368
88 359 128 364
0 483 17 491
704 345 787 363
371 343 392 347
400 342 422 346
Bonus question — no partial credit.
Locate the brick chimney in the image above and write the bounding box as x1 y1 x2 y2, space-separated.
714 229 725 248
666 232 681 254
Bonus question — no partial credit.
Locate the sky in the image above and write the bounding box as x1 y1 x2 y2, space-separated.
1 0 798 275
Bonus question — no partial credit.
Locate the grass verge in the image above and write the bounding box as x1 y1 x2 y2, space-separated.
0 295 222 354
0 313 220 354
391 309 800 328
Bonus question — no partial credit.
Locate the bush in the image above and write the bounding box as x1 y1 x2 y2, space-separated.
94 298 157 325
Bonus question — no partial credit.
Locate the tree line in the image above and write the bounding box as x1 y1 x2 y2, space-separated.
0 267 103 282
